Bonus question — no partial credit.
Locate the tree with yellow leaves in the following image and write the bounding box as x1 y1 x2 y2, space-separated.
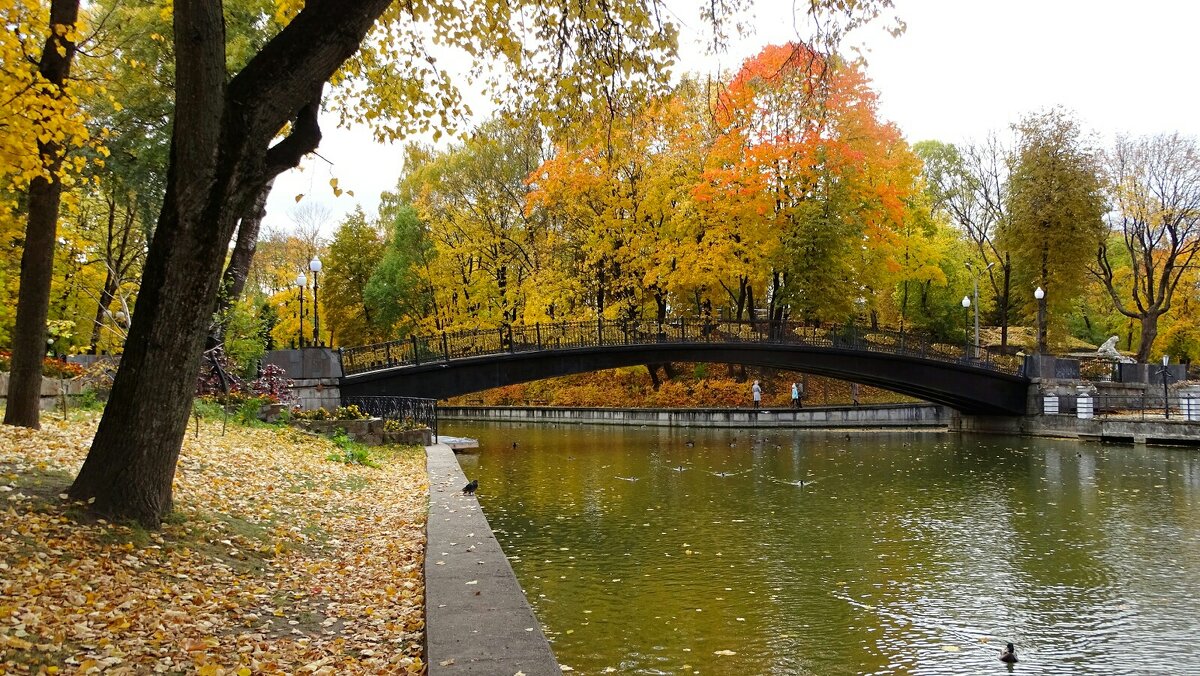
3 0 96 428
76 0 837 527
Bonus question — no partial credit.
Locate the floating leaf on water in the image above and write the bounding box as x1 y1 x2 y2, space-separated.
714 649 737 656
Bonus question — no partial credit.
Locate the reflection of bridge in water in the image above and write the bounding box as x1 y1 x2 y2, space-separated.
339 319 1031 415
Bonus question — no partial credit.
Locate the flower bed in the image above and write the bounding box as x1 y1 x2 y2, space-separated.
290 409 432 446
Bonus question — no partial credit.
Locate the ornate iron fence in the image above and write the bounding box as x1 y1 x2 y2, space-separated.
340 319 1021 377
342 395 438 438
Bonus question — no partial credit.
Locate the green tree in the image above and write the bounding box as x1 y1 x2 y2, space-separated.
1000 109 1106 352
364 203 437 336
4 0 84 428
914 136 1016 348
323 209 386 346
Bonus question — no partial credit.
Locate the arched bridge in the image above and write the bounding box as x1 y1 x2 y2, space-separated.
339 319 1032 415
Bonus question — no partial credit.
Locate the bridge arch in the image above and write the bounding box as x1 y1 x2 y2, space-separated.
340 342 1030 415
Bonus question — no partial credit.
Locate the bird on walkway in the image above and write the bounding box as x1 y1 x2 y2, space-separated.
462 479 479 495
999 642 1018 663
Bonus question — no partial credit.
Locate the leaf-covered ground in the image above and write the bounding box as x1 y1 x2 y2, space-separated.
0 414 427 674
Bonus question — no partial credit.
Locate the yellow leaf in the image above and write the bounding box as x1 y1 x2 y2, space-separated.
294 194 304 203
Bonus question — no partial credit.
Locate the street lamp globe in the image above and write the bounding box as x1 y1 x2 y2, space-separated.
961 296 970 308
295 272 307 287
1163 354 1169 367
309 257 322 273
1034 286 1044 300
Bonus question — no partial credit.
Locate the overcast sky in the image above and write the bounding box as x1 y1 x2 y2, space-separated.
265 0 1200 235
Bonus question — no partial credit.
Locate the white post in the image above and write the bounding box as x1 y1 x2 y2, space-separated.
1076 387 1093 420
1043 394 1059 415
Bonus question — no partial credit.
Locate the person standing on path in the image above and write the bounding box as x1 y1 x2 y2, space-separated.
791 382 802 409
752 380 762 409
851 382 860 406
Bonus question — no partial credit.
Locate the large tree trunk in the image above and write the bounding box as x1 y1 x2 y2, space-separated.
4 0 81 429
1136 311 1160 363
69 0 394 527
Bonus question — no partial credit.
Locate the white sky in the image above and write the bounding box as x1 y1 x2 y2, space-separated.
265 0 1200 234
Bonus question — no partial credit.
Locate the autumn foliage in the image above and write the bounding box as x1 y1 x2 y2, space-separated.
0 415 427 673
445 365 910 409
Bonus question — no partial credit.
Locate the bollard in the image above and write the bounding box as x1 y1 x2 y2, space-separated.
1076 391 1093 419
1043 394 1059 415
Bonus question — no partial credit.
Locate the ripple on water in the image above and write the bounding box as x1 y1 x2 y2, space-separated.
459 422 1200 675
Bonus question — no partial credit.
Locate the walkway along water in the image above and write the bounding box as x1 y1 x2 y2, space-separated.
424 442 560 674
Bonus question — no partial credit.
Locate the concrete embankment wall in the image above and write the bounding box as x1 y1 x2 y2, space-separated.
437 404 950 429
957 414 1200 446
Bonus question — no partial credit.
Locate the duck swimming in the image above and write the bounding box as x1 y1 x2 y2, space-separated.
999 642 1018 663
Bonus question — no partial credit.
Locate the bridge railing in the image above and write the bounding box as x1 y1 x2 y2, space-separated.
340 319 1023 376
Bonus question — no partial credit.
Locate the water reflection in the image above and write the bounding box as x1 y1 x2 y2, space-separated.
450 422 1200 675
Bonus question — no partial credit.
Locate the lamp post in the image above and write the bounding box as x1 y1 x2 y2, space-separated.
961 295 971 358
1034 286 1047 354
309 257 322 347
1159 354 1173 419
965 261 994 358
295 271 307 348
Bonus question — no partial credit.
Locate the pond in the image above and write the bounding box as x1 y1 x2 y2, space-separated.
447 421 1200 675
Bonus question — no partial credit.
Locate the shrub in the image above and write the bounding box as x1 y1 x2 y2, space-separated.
333 404 370 420
192 397 225 419
233 396 271 425
247 364 293 405
327 430 376 467
75 388 104 411
383 417 428 433
293 404 370 421
0 351 85 379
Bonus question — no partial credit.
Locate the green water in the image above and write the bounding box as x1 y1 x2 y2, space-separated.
447 422 1200 675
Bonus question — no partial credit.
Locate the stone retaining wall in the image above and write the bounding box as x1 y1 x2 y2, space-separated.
0 373 85 411
437 403 949 429
291 418 431 446
957 414 1200 446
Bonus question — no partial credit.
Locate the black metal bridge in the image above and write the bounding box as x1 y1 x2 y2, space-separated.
339 319 1032 415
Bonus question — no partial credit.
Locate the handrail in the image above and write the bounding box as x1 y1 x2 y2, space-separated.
340 319 1023 377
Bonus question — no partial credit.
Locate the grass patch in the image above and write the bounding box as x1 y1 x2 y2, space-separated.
326 430 377 467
